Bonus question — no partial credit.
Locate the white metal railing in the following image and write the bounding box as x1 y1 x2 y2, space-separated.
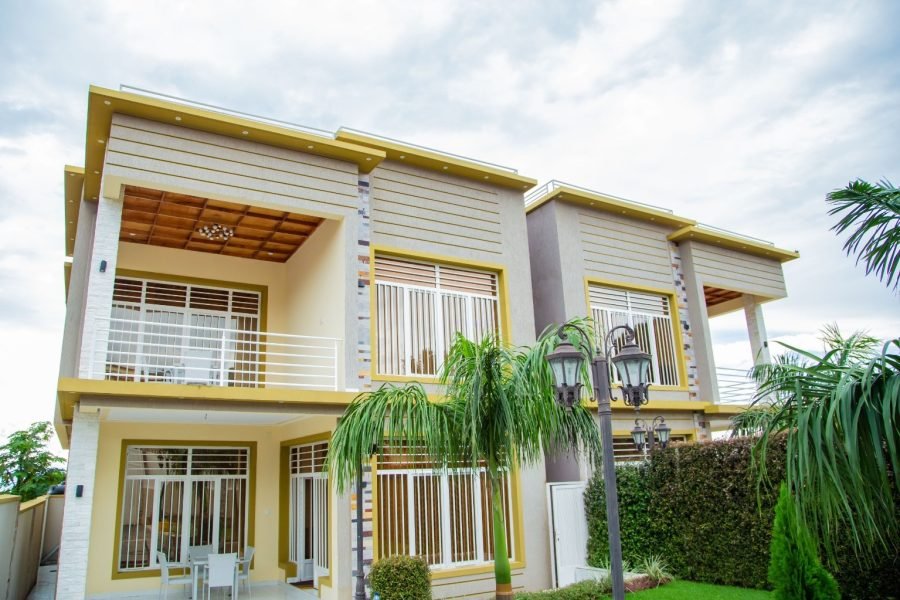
524 180 677 213
90 316 342 390
717 366 757 404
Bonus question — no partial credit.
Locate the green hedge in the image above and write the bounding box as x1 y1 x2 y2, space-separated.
584 436 899 599
370 555 432 600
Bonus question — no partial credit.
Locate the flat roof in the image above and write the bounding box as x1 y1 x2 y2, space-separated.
668 225 800 262
525 181 697 229
526 180 799 262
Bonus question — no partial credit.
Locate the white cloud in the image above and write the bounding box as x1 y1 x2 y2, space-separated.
0 0 898 440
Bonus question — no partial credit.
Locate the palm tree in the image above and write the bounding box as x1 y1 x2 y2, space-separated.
328 327 602 599
827 178 900 290
743 325 900 563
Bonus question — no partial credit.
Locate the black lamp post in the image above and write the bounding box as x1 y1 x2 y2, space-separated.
545 323 651 600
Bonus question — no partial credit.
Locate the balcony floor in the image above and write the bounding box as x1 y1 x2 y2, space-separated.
28 565 318 600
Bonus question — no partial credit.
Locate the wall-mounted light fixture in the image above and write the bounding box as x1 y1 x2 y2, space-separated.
99 260 107 273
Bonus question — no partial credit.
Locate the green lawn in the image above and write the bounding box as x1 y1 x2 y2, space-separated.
629 581 771 599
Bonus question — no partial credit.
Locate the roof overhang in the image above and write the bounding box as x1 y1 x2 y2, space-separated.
64 165 84 257
525 184 698 229
335 128 538 191
668 225 800 262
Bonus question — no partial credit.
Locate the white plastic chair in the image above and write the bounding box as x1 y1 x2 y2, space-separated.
205 553 237 599
157 551 191 600
237 546 254 597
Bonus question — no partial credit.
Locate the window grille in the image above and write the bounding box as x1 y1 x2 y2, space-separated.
117 445 250 571
375 446 514 569
106 277 261 385
374 256 500 377
589 285 681 386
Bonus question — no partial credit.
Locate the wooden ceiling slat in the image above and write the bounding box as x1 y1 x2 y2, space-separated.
119 185 319 262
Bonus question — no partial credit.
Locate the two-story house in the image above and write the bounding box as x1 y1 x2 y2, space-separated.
526 181 798 470
55 86 546 599
52 86 798 599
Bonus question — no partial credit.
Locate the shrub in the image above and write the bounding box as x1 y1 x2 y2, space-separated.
369 555 431 600
515 579 610 599
769 484 841 600
636 554 673 587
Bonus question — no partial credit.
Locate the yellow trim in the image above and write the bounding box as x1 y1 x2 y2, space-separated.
368 245 514 384
703 404 748 415
584 400 708 412
0 494 20 505
278 432 333 581
370 457 526 580
583 276 689 392
111 439 257 580
64 165 85 257
668 225 800 263
56 378 359 424
335 129 537 192
525 184 697 229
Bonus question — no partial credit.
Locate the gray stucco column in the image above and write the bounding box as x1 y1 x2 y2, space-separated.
678 241 720 404
743 295 771 365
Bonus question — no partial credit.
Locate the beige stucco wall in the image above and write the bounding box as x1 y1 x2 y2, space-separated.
370 160 537 348
0 496 19 600
369 161 551 594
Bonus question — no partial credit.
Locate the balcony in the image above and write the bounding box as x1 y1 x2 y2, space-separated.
716 366 756 405
87 316 342 391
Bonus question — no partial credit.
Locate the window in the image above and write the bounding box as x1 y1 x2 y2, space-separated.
612 435 690 463
375 446 515 569
374 256 500 377
117 445 251 571
589 285 681 386
105 277 262 386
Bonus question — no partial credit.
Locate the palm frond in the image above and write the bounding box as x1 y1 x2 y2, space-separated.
326 382 457 492
827 179 900 290
749 330 900 563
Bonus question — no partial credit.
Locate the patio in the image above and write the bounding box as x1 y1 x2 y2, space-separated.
27 565 318 600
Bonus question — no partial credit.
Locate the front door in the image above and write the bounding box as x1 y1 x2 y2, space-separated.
289 443 329 587
548 482 588 588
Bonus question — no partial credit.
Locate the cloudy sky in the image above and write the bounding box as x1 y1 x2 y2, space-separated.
1 0 897 450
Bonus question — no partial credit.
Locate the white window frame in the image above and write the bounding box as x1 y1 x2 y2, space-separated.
589 285 682 387
117 445 251 572
374 261 500 377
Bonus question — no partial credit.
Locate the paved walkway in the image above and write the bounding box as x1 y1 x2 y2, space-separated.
27 565 318 599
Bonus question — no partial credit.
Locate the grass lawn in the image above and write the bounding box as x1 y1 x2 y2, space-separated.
629 580 772 599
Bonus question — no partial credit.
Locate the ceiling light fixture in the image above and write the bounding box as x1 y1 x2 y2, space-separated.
103 100 111 106
241 130 249 135
198 223 234 242
175 116 182 121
